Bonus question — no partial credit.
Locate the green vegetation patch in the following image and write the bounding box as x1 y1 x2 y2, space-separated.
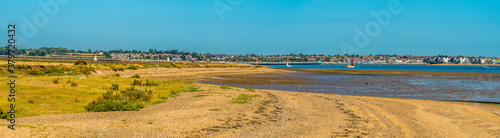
130 74 140 78
208 108 221 111
244 87 256 92
193 95 208 97
220 85 232 90
184 84 203 92
84 86 153 112
74 61 87 65
230 94 260 104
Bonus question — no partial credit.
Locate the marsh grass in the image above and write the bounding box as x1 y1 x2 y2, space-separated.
220 86 231 90
193 95 208 97
0 75 192 117
184 84 203 92
130 74 140 78
209 108 221 111
244 87 256 92
0 58 253 117
230 94 260 104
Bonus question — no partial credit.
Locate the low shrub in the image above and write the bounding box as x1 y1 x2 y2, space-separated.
111 84 119 91
244 87 256 92
220 86 231 90
131 79 159 86
71 81 78 87
144 79 159 86
127 65 139 70
130 74 140 78
132 79 142 86
52 78 61 84
0 108 8 119
184 85 202 92
44 67 64 76
84 87 153 112
74 61 88 65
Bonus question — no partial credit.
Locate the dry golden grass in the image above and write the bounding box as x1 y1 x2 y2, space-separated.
0 58 254 117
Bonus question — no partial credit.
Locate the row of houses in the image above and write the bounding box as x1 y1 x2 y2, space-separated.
424 57 493 64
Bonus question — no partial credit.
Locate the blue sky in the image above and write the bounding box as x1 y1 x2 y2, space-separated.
1 0 499 57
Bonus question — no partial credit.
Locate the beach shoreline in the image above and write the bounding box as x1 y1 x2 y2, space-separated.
1 82 498 137
1 66 498 137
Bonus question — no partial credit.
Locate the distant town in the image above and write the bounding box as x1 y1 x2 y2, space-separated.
1 47 499 65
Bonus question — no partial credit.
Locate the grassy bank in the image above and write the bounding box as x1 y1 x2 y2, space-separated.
0 75 195 117
0 58 257 117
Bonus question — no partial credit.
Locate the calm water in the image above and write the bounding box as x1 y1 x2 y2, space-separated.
266 64 500 74
205 65 500 103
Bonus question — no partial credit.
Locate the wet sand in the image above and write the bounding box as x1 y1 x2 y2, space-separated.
1 67 499 137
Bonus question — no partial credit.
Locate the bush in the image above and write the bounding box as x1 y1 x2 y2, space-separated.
111 84 119 91
144 79 159 86
220 86 231 90
74 61 88 65
127 65 139 70
0 108 8 119
244 87 256 92
113 73 120 77
131 79 159 86
132 79 142 86
130 74 140 78
52 78 61 84
71 82 78 87
27 70 45 75
44 67 64 76
84 87 153 112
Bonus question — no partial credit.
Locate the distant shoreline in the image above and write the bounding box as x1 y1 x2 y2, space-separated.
319 63 500 67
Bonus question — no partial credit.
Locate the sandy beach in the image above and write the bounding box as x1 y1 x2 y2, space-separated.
1 67 499 137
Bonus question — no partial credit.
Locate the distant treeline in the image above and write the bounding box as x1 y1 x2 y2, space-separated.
0 47 72 56
2 47 495 62
0 47 188 57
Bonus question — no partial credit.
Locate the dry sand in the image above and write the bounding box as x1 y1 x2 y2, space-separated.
1 67 499 137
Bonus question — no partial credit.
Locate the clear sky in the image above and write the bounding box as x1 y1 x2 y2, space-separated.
1 0 499 57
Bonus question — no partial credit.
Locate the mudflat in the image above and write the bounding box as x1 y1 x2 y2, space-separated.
1 67 499 137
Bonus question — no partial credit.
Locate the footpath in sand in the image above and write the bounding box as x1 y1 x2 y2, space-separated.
1 67 499 137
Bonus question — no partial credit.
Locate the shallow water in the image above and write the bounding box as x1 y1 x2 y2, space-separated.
266 64 500 74
205 72 500 103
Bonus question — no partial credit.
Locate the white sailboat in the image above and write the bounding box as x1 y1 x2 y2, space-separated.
347 58 355 68
286 61 292 67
